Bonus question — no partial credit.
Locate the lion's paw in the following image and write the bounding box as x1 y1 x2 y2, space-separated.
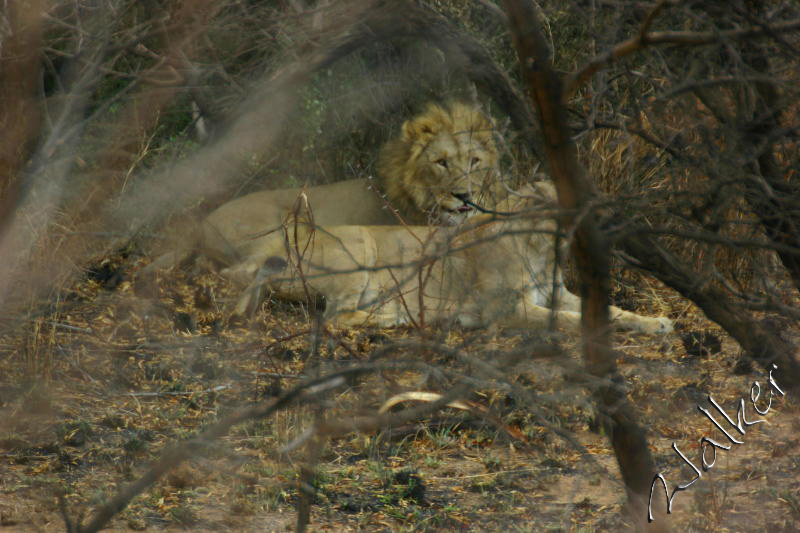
642 316 673 335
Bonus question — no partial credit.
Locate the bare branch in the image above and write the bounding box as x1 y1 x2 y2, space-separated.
565 17 800 98
503 1 666 526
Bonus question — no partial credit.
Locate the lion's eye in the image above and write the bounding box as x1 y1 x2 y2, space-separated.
471 157 481 167
436 159 448 169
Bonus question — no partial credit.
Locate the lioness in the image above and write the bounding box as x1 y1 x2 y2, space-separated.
152 101 501 270
226 183 674 335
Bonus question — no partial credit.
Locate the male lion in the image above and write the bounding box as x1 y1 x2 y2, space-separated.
153 101 501 270
225 183 674 335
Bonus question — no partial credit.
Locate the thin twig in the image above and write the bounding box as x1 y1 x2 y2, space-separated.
125 384 231 397
46 321 93 334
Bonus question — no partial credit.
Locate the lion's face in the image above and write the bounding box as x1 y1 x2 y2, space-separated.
379 102 499 225
413 125 498 224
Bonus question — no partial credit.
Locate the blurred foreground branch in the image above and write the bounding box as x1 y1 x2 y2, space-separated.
0 1 46 234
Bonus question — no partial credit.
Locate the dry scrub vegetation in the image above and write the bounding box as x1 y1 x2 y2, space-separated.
1 1 799 532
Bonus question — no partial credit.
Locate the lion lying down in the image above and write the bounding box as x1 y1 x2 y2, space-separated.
150 101 500 271
224 184 674 335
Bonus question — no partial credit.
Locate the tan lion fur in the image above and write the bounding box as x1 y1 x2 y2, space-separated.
150 101 501 271
225 183 673 335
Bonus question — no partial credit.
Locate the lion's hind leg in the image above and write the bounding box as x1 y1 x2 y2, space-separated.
229 256 290 316
306 226 383 326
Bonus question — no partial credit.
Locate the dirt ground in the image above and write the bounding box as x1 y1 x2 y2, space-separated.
1 249 798 532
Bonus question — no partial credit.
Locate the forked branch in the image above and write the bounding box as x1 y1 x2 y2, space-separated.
502 1 664 528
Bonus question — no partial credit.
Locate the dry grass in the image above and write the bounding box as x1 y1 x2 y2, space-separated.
0 250 798 531
579 111 783 295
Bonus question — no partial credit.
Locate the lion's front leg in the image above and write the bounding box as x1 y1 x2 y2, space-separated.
512 297 672 335
507 298 583 332
546 281 672 334
609 306 673 334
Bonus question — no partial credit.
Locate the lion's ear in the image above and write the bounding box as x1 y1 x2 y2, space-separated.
401 116 440 142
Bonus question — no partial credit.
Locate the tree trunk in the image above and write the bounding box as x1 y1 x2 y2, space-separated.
502 2 664 528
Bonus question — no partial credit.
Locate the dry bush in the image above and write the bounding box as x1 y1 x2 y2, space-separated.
582 118 777 298
1 2 799 532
